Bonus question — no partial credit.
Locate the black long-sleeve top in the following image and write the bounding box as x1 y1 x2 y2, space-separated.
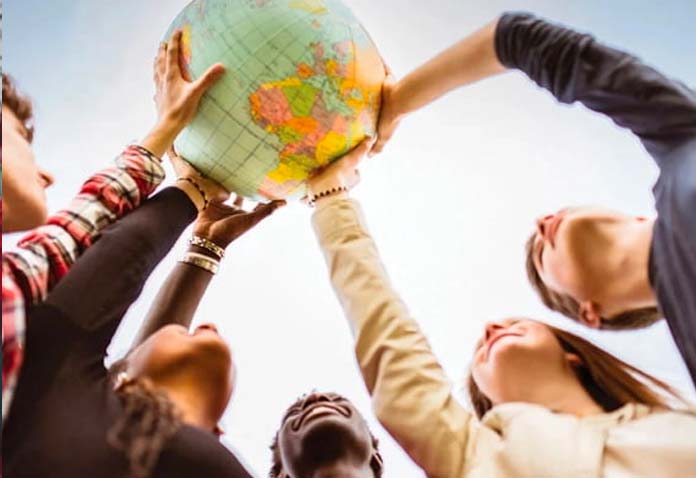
495 13 696 386
2 187 252 478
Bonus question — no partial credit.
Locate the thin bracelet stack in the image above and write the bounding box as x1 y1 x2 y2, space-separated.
176 177 209 210
308 185 348 207
179 251 220 275
189 236 225 259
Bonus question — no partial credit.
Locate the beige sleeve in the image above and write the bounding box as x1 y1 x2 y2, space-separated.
312 197 475 478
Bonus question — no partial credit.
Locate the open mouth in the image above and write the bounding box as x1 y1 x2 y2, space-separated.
194 323 219 335
292 401 351 431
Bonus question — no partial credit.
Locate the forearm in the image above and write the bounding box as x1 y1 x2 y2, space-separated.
312 197 471 476
44 187 197 332
495 12 696 156
6 146 165 304
394 19 504 117
131 245 215 347
140 121 180 159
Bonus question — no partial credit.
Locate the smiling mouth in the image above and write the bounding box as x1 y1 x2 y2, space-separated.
293 402 350 431
486 333 521 360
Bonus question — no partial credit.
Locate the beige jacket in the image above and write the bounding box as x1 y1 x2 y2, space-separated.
312 197 696 478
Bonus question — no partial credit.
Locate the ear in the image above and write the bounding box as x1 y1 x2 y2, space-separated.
578 301 602 329
564 352 584 368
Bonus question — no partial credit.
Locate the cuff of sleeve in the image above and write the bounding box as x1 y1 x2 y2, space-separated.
312 197 371 245
494 12 533 69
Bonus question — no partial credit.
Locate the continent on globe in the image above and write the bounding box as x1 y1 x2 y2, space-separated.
166 0 385 200
249 40 380 197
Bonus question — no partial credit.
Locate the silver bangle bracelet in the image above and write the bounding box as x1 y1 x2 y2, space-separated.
189 236 225 259
179 252 220 275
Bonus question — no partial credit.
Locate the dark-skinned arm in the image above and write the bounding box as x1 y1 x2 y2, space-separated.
130 197 286 349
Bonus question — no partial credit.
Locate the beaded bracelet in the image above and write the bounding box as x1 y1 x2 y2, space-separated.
176 177 209 210
308 185 349 207
189 236 225 259
179 251 220 275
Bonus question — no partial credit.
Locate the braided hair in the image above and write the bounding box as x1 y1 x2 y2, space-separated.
107 359 182 478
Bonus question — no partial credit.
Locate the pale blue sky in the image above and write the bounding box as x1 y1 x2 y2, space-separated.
4 1 696 476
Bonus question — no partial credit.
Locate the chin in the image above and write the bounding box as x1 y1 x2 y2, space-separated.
295 417 371 470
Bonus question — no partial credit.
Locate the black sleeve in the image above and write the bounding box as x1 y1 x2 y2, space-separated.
44 187 197 356
494 12 696 161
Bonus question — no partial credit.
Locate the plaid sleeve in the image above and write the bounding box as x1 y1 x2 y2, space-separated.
2 145 164 421
3 145 165 304
2 259 26 420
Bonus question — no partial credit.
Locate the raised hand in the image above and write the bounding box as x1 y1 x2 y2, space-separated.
142 30 226 159
168 146 230 210
370 71 401 156
154 30 226 131
307 139 373 201
193 197 286 249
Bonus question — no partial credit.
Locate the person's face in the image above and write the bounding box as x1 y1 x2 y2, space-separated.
127 323 234 420
471 319 579 405
2 106 54 232
530 206 644 302
277 392 376 478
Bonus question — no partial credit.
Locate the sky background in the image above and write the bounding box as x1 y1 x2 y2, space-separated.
4 0 696 476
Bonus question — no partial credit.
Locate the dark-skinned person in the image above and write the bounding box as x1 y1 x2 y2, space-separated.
303 139 696 478
1 141 285 477
269 391 384 478
102 192 383 478
1 29 225 421
371 12 696 386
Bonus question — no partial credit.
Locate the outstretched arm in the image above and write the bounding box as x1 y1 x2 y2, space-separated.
130 197 285 349
374 13 696 161
372 20 504 153
307 143 476 477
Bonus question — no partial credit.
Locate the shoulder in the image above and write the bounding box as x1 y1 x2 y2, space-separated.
156 426 253 478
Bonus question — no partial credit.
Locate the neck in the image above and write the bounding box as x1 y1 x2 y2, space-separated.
602 218 656 315
313 461 373 478
519 372 604 417
158 383 218 432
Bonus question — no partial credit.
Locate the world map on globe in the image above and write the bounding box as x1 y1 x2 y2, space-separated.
166 0 386 200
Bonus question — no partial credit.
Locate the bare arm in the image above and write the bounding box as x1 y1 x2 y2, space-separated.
372 19 504 153
130 198 285 349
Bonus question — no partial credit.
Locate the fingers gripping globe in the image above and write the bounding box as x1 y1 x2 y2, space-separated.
165 0 386 200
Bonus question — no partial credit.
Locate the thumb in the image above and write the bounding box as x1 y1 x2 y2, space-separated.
192 63 226 97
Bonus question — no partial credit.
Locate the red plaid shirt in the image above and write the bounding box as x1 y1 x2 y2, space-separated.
2 145 165 420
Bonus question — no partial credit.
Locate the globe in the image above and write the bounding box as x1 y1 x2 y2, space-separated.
165 0 386 200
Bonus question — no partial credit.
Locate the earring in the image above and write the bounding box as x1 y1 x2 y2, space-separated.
113 371 132 390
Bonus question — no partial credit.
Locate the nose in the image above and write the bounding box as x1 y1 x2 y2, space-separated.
38 169 55 189
484 322 506 342
536 214 554 238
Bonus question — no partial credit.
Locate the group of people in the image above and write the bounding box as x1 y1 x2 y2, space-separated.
2 11 695 478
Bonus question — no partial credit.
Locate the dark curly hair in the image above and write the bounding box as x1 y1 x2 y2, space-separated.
2 74 35 142
107 358 182 478
269 393 384 478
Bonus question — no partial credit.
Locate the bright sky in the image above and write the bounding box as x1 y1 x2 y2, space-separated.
4 0 696 476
